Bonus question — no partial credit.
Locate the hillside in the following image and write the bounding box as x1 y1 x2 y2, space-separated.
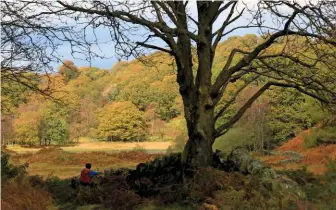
257 128 336 175
2 34 329 153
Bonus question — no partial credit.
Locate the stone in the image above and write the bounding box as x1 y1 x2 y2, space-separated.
227 148 306 199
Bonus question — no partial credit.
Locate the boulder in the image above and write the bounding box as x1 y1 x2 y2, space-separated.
227 147 306 199
227 147 270 175
316 136 336 145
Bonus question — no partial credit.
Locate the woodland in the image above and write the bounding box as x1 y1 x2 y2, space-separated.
1 1 336 209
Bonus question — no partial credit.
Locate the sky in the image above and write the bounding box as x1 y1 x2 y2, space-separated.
50 0 293 71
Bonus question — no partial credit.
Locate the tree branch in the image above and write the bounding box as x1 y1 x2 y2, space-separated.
215 81 331 137
215 76 258 121
212 2 241 50
135 41 172 55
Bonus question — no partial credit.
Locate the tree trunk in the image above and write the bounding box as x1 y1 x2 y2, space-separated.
183 132 214 168
174 2 217 169
182 96 215 168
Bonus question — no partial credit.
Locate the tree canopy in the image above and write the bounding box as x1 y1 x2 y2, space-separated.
97 101 149 142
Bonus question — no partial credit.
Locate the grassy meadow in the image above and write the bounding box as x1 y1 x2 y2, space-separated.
4 140 336 210
6 137 172 154
5 138 170 178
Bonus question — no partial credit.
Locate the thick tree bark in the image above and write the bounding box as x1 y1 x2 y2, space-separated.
182 108 215 168
181 2 217 168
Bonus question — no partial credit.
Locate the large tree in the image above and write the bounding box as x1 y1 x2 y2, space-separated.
11 0 336 167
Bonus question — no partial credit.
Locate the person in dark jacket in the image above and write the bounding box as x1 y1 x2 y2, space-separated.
80 163 99 186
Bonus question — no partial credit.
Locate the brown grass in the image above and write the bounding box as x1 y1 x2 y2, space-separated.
10 148 160 178
6 141 172 154
1 180 53 210
258 129 336 175
276 130 310 152
62 141 171 152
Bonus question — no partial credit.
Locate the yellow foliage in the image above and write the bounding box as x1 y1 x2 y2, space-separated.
97 101 149 141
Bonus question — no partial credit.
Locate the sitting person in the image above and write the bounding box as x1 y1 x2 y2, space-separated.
80 163 99 186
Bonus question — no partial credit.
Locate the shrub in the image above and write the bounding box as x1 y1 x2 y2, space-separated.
100 175 142 210
133 144 147 153
76 186 103 205
1 152 28 181
103 189 141 210
278 160 336 208
139 204 195 210
46 176 77 204
304 126 336 148
1 180 53 210
325 159 336 182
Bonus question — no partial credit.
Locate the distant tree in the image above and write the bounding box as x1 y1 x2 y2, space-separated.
111 61 129 72
105 85 120 102
1 117 15 145
13 111 41 145
58 60 80 83
151 75 181 121
97 102 149 141
39 115 69 145
38 103 69 145
76 96 100 137
118 81 153 111
266 88 316 145
234 86 271 151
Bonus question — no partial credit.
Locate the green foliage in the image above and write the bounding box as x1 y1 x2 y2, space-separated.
214 85 322 151
1 71 40 115
58 60 80 82
132 144 147 153
5 34 335 147
118 80 153 111
39 116 69 145
1 153 28 181
13 111 41 145
213 127 252 154
150 76 181 121
278 161 336 209
304 126 336 148
166 117 188 136
267 88 316 146
106 85 120 102
97 101 149 141
39 103 70 145
45 176 77 204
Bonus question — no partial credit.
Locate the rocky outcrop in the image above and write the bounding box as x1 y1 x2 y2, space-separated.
123 147 305 200
226 147 306 199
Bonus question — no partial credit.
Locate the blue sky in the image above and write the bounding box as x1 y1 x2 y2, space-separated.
50 0 277 71
53 30 258 71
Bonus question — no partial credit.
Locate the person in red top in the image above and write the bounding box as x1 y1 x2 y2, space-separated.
80 163 99 186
